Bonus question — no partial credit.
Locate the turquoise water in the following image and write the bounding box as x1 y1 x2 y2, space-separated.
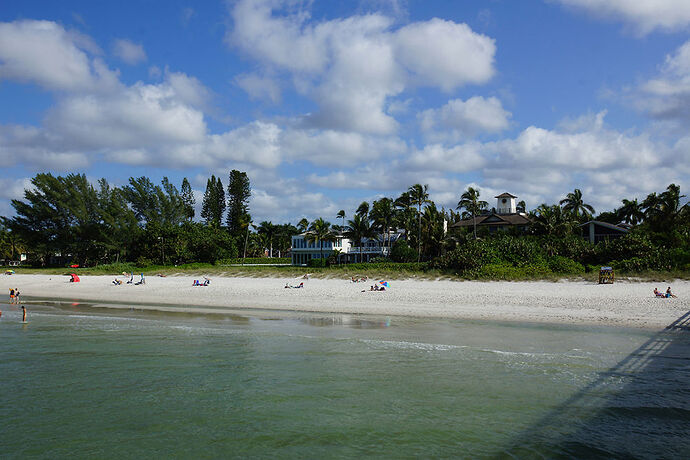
1 302 688 459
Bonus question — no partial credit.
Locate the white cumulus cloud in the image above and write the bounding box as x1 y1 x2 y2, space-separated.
418 96 511 142
555 0 690 35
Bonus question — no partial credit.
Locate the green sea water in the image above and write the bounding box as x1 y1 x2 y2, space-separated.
1 302 688 459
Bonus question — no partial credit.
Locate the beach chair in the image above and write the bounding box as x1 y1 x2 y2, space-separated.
599 267 614 284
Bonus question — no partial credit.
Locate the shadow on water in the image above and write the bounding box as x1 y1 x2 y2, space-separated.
497 311 690 459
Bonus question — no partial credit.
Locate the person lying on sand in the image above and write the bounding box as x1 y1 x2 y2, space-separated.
112 278 123 285
286 282 304 289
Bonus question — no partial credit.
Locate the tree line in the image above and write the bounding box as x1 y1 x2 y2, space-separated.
299 183 689 273
0 171 293 266
1 174 688 274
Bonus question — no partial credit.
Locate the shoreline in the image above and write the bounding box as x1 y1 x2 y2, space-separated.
2 274 688 329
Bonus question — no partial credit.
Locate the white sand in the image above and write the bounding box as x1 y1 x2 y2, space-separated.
2 274 688 329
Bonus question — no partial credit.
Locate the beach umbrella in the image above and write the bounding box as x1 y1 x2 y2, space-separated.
378 280 389 288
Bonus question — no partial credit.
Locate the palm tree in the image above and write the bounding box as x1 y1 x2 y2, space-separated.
306 218 335 262
344 214 375 263
257 221 276 257
516 200 526 214
297 218 309 233
559 188 595 221
618 199 644 225
336 210 346 232
456 186 488 239
531 204 576 237
356 201 369 218
370 198 395 254
408 184 430 262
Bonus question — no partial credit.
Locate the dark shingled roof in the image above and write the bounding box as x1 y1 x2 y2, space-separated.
451 213 532 228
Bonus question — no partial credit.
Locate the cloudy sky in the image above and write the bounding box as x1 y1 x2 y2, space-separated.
1 0 689 223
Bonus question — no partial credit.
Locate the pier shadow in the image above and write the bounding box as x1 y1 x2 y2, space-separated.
496 311 690 459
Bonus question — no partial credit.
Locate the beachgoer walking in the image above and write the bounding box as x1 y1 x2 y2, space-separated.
14 288 20 303
9 288 15 303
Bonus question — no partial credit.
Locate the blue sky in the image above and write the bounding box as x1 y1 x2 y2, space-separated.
1 0 689 223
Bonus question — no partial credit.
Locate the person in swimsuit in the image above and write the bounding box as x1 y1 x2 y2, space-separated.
22 305 26 322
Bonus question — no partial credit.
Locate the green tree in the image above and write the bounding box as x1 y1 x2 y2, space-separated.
181 178 195 221
370 198 395 252
408 184 430 262
336 209 346 232
345 214 376 263
356 201 370 219
257 221 277 257
457 186 487 239
559 188 595 221
531 204 576 237
227 170 251 236
618 198 644 225
297 218 309 233
200 175 225 227
306 218 336 262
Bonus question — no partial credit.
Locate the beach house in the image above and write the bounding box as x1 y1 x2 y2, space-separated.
450 192 532 233
291 231 403 266
579 220 629 243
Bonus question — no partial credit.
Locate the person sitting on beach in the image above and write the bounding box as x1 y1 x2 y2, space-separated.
654 288 665 298
135 273 145 285
296 282 304 288
203 278 210 286
666 287 677 298
127 272 134 284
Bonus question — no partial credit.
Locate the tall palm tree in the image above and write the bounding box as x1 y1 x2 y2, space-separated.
256 221 276 257
306 218 335 262
297 218 309 233
336 210 346 232
559 188 595 220
370 198 395 253
344 214 375 263
356 201 370 218
618 199 644 225
408 184 430 262
456 186 488 239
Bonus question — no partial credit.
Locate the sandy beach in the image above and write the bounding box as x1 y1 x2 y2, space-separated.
2 273 688 329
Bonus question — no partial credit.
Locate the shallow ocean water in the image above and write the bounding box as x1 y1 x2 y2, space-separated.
1 302 688 459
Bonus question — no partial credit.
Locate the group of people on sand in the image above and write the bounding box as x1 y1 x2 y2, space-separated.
193 278 210 286
351 276 368 283
113 272 145 285
654 287 677 298
362 284 386 292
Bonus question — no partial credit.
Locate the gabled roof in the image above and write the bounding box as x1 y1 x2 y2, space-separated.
578 220 629 233
495 192 517 198
451 212 532 228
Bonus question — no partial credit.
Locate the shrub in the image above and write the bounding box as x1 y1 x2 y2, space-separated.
135 256 153 268
308 258 327 268
219 257 291 265
466 263 553 280
391 240 418 263
547 256 585 274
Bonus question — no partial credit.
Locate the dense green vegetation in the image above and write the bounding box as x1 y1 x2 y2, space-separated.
1 171 688 280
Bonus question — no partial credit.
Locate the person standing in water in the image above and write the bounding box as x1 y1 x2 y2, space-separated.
22 305 26 322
